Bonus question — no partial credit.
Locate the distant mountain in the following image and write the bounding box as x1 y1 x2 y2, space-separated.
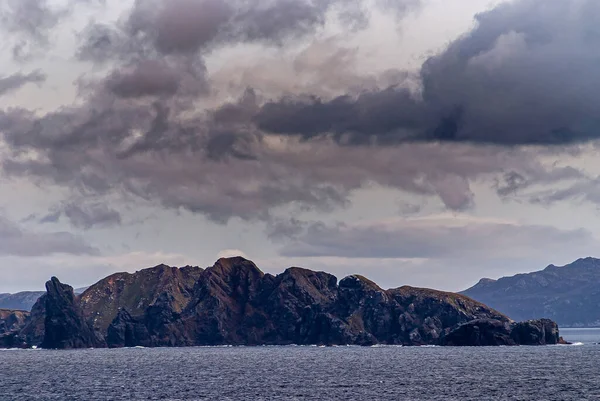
462 257 600 327
0 292 44 311
0 257 563 349
0 288 87 312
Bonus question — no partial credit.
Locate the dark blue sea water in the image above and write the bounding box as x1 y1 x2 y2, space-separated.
0 328 598 400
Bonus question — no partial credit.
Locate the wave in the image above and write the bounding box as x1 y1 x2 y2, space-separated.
552 342 584 347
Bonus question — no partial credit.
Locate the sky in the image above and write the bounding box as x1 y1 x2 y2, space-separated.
1 0 600 293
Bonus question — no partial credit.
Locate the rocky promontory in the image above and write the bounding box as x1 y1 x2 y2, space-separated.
0 257 563 349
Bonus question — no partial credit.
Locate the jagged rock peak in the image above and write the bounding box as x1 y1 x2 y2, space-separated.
46 277 75 303
41 277 103 349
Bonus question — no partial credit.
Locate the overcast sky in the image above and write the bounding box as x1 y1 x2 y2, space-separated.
1 0 600 293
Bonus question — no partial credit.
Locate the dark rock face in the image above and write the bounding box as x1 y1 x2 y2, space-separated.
1 258 563 348
106 308 150 348
19 294 46 347
442 318 560 346
105 258 561 348
462 257 600 327
80 264 203 333
41 277 104 349
442 319 515 346
511 319 560 345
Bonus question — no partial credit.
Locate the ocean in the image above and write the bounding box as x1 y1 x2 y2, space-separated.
0 328 598 400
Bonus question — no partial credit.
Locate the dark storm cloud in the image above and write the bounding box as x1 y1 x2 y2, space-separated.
0 71 46 96
257 0 600 145
1 90 557 221
0 215 98 256
0 0 590 223
256 87 425 144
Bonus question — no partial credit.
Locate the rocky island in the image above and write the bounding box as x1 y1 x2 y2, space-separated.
0 257 564 349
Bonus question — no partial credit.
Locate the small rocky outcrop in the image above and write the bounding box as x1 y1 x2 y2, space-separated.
441 319 515 346
0 309 29 335
510 319 560 345
442 318 561 346
41 277 104 349
0 309 30 348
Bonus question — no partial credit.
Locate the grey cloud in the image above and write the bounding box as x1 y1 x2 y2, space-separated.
61 202 122 230
77 0 419 62
525 177 600 206
225 0 329 44
495 165 584 198
0 215 98 257
398 201 423 216
256 86 425 144
265 217 308 241
38 202 122 230
131 0 231 55
280 218 595 260
256 0 600 145
0 93 573 221
0 0 62 42
39 210 62 224
1 0 105 60
0 0 589 224
105 60 182 98
0 71 46 96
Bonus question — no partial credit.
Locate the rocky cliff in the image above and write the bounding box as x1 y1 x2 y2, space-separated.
1 257 562 349
41 277 104 349
79 264 203 333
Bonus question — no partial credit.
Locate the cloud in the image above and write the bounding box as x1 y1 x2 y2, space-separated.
216 249 248 259
0 215 98 257
37 202 122 230
0 71 46 96
256 0 600 145
279 215 596 260
0 0 105 60
76 0 420 63
128 0 232 55
0 0 63 53
105 60 182 98
0 100 570 221
0 0 594 225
